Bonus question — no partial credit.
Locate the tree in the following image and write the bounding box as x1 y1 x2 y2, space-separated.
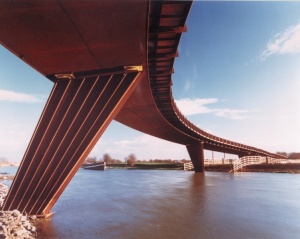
125 153 137 167
85 156 97 164
103 153 112 164
288 152 300 159
276 151 288 158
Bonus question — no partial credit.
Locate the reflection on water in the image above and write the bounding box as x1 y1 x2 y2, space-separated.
5 168 300 239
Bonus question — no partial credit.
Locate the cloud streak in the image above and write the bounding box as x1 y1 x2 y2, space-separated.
175 98 218 115
260 22 300 60
175 98 248 120
0 89 43 103
94 134 189 160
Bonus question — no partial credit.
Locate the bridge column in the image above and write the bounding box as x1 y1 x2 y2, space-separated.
186 141 204 172
1 66 144 216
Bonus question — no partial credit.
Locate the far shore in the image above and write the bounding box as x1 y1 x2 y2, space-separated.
83 162 300 174
1 163 299 181
0 162 19 167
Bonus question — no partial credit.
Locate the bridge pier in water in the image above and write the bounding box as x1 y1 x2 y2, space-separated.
186 141 205 172
1 66 143 217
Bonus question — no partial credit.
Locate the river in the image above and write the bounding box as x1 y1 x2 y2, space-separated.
1 167 300 239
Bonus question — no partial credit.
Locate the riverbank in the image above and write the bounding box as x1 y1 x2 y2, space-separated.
2 163 300 181
83 162 300 173
0 182 37 238
204 163 300 173
0 174 15 180
241 163 300 173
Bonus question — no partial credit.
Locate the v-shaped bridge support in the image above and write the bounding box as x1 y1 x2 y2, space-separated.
1 66 144 216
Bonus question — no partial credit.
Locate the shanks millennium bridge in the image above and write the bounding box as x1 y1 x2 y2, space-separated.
0 1 280 217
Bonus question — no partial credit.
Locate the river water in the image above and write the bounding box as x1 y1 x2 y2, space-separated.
1 167 300 239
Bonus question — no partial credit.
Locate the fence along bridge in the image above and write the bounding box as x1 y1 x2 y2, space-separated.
184 156 288 172
0 0 282 217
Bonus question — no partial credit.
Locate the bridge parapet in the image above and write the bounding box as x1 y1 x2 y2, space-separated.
147 1 281 160
232 156 288 172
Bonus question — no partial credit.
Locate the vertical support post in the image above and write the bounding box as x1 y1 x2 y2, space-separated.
186 141 204 172
266 156 269 164
212 151 214 165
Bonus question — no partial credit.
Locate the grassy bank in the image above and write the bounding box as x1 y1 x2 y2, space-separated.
204 163 300 173
107 163 183 170
82 162 300 173
241 163 300 173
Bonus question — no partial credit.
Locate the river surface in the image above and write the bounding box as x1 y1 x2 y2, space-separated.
1 167 300 239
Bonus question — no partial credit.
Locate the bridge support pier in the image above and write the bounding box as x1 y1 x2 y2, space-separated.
186 141 204 172
1 66 144 216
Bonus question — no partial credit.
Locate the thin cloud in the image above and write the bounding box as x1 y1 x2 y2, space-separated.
0 89 43 103
214 108 248 120
260 22 300 60
175 98 248 120
183 80 191 92
108 134 189 160
175 98 217 115
183 64 199 93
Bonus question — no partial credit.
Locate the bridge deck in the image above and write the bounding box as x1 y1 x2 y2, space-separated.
0 0 280 215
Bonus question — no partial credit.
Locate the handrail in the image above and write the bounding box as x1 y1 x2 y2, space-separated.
147 0 283 160
232 156 287 172
184 156 289 172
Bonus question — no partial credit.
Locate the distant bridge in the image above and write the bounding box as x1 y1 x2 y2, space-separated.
0 1 281 216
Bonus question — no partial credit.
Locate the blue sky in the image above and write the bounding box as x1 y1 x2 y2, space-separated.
1 1 300 162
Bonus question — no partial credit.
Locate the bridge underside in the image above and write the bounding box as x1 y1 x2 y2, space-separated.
0 0 280 216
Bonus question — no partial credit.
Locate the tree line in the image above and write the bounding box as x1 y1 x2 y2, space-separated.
84 153 138 166
276 152 300 159
84 153 188 166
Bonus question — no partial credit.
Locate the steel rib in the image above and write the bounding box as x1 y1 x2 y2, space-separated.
41 72 140 214
34 74 116 214
3 80 71 211
14 79 75 211
1 83 58 209
28 76 102 214
22 78 86 213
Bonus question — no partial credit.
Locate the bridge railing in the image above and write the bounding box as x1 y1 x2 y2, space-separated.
171 99 282 159
268 158 287 164
184 162 194 171
232 156 266 172
204 159 233 165
184 159 233 171
185 157 291 172
232 156 288 172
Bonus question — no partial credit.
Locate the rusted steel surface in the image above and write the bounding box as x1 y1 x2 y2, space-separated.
0 0 281 214
2 67 144 214
186 142 205 172
0 1 148 75
117 1 280 159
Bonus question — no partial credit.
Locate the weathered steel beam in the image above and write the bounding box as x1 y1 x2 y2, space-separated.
186 141 205 172
2 66 144 216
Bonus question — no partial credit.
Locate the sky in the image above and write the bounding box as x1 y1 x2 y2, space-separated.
1 1 300 163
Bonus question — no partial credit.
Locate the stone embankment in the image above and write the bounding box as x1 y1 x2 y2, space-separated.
0 182 37 239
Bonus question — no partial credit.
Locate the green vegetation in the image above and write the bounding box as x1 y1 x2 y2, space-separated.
83 153 187 170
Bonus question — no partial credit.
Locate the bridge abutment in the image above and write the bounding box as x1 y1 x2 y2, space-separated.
186 141 205 172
